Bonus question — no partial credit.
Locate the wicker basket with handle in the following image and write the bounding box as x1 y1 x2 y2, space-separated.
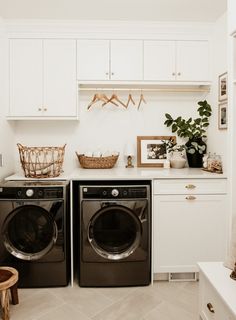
76 152 119 169
17 143 66 178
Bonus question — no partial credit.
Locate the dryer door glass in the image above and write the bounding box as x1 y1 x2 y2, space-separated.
2 205 57 261
88 205 141 260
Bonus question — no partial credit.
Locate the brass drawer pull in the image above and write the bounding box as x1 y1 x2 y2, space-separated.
185 196 196 200
185 184 196 189
207 302 215 313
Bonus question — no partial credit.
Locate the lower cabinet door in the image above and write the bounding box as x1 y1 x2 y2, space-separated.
153 194 227 274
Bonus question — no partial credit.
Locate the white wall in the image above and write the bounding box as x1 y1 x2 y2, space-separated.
207 13 228 172
6 20 226 175
0 18 15 180
13 92 209 174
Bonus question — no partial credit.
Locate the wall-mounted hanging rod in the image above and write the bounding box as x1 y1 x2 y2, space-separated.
79 87 210 93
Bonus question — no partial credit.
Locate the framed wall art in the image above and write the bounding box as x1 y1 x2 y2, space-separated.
218 102 227 130
137 136 176 167
218 72 228 101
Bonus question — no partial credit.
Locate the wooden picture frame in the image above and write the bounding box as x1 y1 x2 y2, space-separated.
218 72 228 102
137 136 176 167
218 102 227 130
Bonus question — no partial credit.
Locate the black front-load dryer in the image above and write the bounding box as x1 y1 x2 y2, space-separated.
0 180 70 287
78 181 151 287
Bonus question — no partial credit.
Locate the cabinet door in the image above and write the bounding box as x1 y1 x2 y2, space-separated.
153 195 227 274
9 39 43 117
43 39 77 117
144 41 176 81
110 40 143 80
176 41 210 81
77 40 110 80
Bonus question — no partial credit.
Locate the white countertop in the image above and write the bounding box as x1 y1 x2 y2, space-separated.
70 167 227 180
5 167 227 181
198 262 236 317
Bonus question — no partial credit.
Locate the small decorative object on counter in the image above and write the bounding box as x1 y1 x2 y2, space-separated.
76 152 119 169
202 153 209 169
170 151 186 169
17 143 66 178
230 263 236 280
203 153 223 173
163 160 170 169
165 140 187 169
124 143 135 168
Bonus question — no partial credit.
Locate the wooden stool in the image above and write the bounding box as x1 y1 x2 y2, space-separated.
0 267 19 320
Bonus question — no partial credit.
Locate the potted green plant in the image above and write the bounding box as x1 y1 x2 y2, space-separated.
164 100 212 167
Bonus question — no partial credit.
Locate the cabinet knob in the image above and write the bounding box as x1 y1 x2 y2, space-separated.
207 302 215 313
38 108 42 111
172 72 176 76
185 184 196 189
177 72 181 76
185 196 196 200
105 72 109 75
43 107 47 111
111 72 114 76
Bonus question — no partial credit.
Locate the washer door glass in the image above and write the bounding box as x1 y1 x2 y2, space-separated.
88 205 141 260
2 205 57 261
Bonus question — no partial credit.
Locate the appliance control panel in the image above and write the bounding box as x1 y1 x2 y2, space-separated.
81 186 148 199
0 187 64 199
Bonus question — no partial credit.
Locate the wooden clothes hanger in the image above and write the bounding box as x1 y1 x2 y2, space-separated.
102 93 127 108
137 91 147 110
126 93 135 108
87 93 118 109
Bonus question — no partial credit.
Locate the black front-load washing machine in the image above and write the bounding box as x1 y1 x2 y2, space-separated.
77 181 151 287
0 180 70 287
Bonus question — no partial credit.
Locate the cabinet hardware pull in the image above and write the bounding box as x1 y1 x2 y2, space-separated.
172 72 175 76
177 72 181 76
38 108 42 111
185 196 196 200
185 184 196 189
207 303 215 313
43 108 47 111
111 72 114 75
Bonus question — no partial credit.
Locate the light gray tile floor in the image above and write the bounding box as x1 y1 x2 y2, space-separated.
8 281 199 320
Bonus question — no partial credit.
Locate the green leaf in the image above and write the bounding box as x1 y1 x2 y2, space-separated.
172 124 178 132
195 118 201 125
165 113 172 120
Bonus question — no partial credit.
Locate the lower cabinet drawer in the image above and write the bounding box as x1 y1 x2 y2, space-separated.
153 179 227 195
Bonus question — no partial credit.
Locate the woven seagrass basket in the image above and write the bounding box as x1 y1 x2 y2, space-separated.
17 143 66 178
76 152 119 169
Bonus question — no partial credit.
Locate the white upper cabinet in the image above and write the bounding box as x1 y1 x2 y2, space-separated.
110 40 143 80
9 39 43 117
176 41 210 82
43 40 77 117
77 40 110 80
144 41 176 81
228 0 236 35
77 39 143 81
144 40 210 82
9 39 77 119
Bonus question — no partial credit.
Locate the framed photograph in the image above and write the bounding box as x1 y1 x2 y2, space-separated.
137 136 176 167
218 102 227 130
218 72 228 101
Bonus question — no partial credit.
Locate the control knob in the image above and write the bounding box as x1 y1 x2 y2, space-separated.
26 189 34 197
111 188 119 197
